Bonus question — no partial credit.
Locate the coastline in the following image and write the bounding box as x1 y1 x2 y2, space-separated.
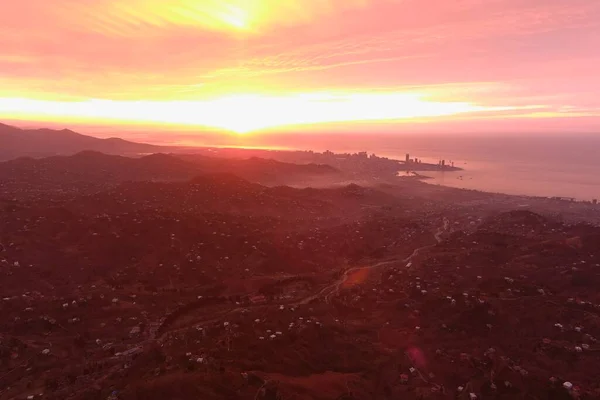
3 136 598 208
387 174 600 226
190 144 597 205
168 145 599 205
406 169 596 203
414 167 599 204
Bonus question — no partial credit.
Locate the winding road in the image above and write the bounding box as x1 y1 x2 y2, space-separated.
313 217 449 303
147 219 448 344
77 219 450 396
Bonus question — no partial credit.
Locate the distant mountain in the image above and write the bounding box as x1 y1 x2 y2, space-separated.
0 123 170 160
0 151 341 200
175 154 339 185
0 151 201 186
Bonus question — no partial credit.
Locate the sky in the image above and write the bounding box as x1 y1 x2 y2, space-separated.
1 0 599 140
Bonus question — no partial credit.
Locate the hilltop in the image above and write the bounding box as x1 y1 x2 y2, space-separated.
0 151 341 200
0 123 171 160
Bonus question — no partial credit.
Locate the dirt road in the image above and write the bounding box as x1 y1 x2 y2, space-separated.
140 219 448 347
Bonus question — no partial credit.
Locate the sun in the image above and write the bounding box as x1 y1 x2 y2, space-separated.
222 15 248 29
221 121 258 134
219 6 251 30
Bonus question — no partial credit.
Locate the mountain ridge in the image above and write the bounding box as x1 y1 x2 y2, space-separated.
0 122 172 160
0 150 342 200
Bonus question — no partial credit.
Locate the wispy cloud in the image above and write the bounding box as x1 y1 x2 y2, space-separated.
0 0 599 132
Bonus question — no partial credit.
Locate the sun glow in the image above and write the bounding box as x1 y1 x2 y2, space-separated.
219 5 250 29
0 93 515 133
1 0 598 137
55 0 304 35
51 0 389 36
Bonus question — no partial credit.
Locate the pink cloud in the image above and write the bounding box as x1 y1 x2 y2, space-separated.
0 0 599 132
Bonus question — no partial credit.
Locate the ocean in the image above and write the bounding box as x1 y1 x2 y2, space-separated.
96 126 600 201
264 133 600 201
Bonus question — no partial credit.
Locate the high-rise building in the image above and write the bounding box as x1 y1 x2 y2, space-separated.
405 153 410 163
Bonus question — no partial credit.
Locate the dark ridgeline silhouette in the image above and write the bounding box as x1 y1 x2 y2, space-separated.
0 151 341 200
0 122 171 160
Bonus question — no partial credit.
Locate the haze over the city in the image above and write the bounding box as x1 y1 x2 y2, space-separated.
1 0 600 140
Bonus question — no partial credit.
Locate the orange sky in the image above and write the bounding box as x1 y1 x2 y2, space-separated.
1 0 599 139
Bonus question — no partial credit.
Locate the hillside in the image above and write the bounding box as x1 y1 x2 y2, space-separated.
0 123 169 160
2 171 600 399
0 151 341 200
